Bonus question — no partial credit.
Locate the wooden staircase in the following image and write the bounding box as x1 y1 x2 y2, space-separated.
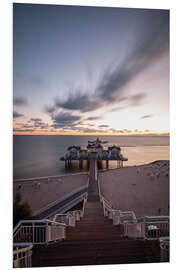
32 160 161 267
66 200 124 240
32 239 160 267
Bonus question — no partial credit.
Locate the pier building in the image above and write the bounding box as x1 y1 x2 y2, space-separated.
60 138 128 169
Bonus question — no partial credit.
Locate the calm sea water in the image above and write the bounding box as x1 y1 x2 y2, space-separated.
13 135 169 180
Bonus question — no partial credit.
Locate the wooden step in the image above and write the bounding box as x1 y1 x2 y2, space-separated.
32 239 161 267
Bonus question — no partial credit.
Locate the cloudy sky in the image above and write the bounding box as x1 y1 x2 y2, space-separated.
13 3 169 135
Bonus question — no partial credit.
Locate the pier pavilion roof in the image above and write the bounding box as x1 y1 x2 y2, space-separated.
67 146 81 151
108 145 121 151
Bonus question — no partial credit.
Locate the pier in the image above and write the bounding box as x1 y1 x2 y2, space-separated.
60 138 128 169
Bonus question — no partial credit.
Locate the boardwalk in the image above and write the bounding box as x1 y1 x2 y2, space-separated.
32 159 161 267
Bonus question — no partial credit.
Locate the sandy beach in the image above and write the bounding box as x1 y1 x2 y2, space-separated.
13 160 169 218
13 173 88 215
99 160 169 217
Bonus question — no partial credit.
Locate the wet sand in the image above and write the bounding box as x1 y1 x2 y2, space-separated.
99 160 169 217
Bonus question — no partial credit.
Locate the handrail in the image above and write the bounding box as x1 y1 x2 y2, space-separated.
98 176 137 223
13 242 33 268
13 218 66 234
45 219 67 226
44 192 88 219
33 184 88 216
13 219 46 234
99 190 137 223
13 243 33 255
143 216 169 220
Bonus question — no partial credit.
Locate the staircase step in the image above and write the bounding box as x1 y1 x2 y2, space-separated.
32 239 161 267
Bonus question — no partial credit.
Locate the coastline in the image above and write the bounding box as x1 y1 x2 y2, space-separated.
13 160 169 218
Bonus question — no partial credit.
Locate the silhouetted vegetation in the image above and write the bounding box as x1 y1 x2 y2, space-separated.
13 193 33 226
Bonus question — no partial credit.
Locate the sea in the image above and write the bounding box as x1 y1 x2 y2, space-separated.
13 135 169 180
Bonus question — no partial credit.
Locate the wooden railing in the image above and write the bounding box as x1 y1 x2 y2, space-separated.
13 243 33 268
143 216 169 240
13 219 66 245
98 177 169 240
53 210 82 227
98 177 137 225
13 177 89 267
159 236 169 262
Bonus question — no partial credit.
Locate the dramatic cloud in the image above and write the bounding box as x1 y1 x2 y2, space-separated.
99 124 109 128
95 12 169 105
13 111 24 118
83 128 104 133
45 11 168 115
55 93 89 111
51 112 82 129
45 106 56 114
34 122 48 129
30 118 42 122
13 128 34 132
85 116 103 121
141 114 154 119
18 119 49 131
109 106 124 112
22 124 34 128
14 96 28 106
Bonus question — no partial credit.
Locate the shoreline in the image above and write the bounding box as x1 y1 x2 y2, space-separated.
13 159 169 183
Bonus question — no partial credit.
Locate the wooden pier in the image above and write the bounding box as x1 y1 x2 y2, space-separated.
60 138 128 169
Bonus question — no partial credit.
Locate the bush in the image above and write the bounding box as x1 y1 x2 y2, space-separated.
13 193 33 227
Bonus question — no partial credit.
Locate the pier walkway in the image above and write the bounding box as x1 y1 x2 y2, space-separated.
32 159 160 267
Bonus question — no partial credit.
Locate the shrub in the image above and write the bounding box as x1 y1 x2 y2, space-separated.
13 193 32 227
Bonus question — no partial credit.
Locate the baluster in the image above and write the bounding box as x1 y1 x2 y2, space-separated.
32 223 35 243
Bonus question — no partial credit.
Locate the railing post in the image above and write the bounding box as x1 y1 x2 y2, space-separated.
32 223 35 243
102 200 105 217
141 222 146 239
46 221 50 243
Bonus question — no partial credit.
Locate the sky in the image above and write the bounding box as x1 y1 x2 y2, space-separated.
13 3 169 135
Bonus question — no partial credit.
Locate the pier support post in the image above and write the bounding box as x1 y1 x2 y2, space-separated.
98 160 102 169
106 160 109 169
87 160 90 170
79 160 83 169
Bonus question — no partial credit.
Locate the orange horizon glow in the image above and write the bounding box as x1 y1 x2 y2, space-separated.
13 131 170 136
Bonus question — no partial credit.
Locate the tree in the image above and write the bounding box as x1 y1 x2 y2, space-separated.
13 193 32 227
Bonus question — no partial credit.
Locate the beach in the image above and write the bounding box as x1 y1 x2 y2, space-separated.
13 160 169 218
99 160 169 217
13 173 88 216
